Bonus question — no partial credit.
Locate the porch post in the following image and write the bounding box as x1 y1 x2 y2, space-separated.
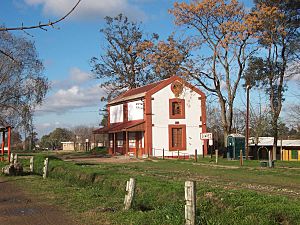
125 131 129 155
113 133 116 155
7 127 11 162
1 131 5 157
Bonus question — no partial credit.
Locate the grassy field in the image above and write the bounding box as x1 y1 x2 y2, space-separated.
1 152 300 225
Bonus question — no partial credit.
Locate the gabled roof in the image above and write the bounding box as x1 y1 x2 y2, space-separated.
108 79 167 105
108 76 206 105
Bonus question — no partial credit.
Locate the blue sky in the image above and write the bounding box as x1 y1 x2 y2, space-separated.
0 0 299 137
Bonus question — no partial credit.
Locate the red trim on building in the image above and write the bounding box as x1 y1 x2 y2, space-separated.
144 93 152 156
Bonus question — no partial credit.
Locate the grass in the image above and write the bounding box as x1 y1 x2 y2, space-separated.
1 152 300 225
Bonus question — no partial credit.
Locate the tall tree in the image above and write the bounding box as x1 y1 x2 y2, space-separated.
90 14 159 101
0 29 49 132
244 0 300 159
170 0 258 146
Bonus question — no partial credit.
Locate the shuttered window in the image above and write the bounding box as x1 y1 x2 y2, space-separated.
172 128 183 148
169 125 186 151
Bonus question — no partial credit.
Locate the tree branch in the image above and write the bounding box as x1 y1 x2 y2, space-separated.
0 0 81 32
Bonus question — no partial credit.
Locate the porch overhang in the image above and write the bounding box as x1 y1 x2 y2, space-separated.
93 120 145 134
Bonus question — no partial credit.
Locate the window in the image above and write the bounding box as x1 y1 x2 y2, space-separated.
172 128 182 148
169 125 186 151
169 99 185 119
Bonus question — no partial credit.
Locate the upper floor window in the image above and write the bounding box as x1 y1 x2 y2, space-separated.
169 99 185 119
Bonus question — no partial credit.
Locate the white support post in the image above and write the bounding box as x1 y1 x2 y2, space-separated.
13 154 18 164
215 150 218 164
30 156 34 173
124 178 136 210
185 181 196 225
10 153 14 164
43 158 49 179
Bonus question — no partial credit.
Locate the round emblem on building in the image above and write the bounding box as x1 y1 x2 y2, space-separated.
171 81 183 97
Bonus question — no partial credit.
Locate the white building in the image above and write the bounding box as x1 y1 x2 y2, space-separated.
94 76 208 157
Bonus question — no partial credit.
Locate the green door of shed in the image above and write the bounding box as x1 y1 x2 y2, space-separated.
227 134 245 159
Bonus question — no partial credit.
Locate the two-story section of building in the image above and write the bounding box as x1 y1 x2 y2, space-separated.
93 76 208 157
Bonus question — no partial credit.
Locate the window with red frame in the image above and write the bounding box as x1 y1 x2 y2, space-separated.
169 124 186 151
169 99 185 119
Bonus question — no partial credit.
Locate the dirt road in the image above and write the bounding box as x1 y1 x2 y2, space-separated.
0 177 77 225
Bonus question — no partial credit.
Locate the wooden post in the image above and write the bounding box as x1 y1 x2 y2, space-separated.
14 154 18 164
30 156 34 173
215 149 218 164
185 181 196 225
124 178 136 210
268 150 272 168
240 150 243 166
178 150 180 159
163 148 165 160
9 153 14 164
194 149 197 162
43 158 49 179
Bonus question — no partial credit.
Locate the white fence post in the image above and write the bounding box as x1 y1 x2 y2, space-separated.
124 178 136 210
215 150 218 164
185 181 196 225
13 154 18 164
268 150 272 168
10 153 14 164
43 158 49 179
30 156 34 173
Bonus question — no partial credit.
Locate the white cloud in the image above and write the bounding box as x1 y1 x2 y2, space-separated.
36 84 105 114
69 67 91 83
52 67 93 89
24 0 146 21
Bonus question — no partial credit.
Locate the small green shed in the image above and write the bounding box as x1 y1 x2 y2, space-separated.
227 134 245 159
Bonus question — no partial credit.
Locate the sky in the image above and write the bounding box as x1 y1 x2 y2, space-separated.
0 0 299 137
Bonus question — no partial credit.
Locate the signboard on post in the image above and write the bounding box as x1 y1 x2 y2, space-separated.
200 133 213 140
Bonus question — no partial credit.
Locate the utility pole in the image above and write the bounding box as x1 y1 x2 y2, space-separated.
246 85 250 160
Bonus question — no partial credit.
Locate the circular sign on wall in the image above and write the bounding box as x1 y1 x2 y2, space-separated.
171 81 183 97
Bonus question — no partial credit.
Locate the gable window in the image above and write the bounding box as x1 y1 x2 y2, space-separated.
169 125 186 151
169 99 185 119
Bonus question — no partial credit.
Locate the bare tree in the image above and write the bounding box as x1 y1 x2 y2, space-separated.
0 30 49 132
90 14 159 101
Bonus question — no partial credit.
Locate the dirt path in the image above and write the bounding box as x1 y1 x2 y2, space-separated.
0 177 77 225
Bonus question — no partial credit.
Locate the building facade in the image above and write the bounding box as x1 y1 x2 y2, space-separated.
93 76 207 157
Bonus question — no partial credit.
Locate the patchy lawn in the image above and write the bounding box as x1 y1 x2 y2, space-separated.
1 153 300 225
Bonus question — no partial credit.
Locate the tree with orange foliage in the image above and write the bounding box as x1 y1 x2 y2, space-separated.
170 0 258 146
244 0 300 159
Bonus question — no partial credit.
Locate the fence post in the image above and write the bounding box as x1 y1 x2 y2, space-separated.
215 149 218 164
178 150 180 159
30 156 34 173
268 150 272 168
240 150 243 166
163 148 165 160
10 153 14 164
43 158 49 179
185 181 196 225
14 154 18 164
124 178 136 210
194 149 197 162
